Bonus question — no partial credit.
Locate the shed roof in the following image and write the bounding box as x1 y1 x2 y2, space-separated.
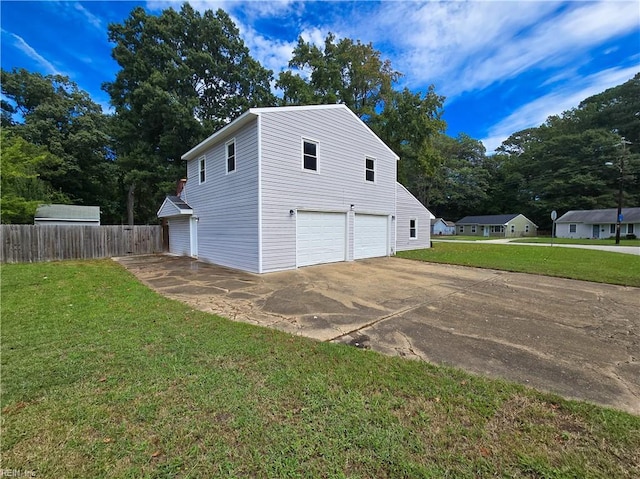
35 204 100 221
456 214 520 225
556 207 640 224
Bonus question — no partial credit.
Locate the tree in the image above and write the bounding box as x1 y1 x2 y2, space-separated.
0 131 69 223
1 68 119 222
276 33 400 117
104 4 275 224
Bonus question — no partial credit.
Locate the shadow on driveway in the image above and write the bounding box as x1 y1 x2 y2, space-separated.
115 254 640 414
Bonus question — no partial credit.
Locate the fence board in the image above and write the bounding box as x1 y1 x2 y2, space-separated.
0 225 164 263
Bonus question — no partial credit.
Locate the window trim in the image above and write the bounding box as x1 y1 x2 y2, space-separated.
459 225 464 234
199 156 206 184
226 138 236 174
569 224 577 233
628 224 635 234
471 225 476 233
409 219 417 239
302 138 319 173
365 156 376 183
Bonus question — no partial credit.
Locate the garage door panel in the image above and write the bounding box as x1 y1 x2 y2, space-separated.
297 212 346 267
354 214 388 259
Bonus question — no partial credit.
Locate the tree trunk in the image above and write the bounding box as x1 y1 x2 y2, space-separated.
127 183 135 226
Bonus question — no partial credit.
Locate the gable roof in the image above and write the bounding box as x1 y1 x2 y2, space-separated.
157 196 193 218
182 104 399 162
556 207 640 224
431 218 455 226
35 204 100 222
456 214 521 225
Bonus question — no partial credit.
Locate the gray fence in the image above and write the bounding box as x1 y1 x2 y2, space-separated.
1 225 164 263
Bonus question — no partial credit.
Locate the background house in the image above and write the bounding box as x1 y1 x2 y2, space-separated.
555 207 639 239
158 104 433 273
456 214 537 237
34 204 100 225
431 218 456 236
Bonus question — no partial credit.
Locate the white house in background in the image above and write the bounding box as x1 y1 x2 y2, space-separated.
157 104 433 273
34 204 100 225
431 218 456 236
555 207 640 239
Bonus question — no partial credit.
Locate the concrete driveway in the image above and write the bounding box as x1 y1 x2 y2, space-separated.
115 255 640 414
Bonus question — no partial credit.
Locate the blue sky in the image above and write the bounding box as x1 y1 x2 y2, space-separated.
1 1 639 152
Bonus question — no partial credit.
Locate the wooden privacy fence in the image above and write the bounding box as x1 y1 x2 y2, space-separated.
1 225 164 263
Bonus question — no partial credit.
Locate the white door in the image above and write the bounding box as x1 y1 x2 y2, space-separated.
189 217 198 257
297 211 346 267
354 214 388 259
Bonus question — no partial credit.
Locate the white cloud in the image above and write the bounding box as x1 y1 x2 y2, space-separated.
73 3 102 29
480 65 640 153
2 30 61 75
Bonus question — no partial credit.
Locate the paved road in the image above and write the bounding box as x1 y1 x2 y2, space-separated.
117 255 640 414
434 238 640 255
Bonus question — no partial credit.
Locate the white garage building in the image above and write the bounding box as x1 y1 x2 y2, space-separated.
158 104 433 273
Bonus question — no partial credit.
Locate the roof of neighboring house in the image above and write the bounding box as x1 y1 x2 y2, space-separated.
35 204 100 221
456 214 522 225
157 196 193 218
430 218 455 226
181 104 399 162
556 207 640 223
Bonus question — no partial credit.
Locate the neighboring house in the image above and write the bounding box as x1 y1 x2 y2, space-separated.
431 218 456 236
157 104 434 273
456 214 537 237
555 207 640 239
34 204 100 225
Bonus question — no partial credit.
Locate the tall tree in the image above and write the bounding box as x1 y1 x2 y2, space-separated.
104 4 275 224
1 68 119 222
276 33 400 117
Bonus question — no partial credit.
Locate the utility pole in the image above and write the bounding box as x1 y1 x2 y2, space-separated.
609 138 630 245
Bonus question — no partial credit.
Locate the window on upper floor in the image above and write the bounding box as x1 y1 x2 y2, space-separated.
226 139 236 174
199 157 206 184
303 139 318 171
365 157 375 182
410 219 417 239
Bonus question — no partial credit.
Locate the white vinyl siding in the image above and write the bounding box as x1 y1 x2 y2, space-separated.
183 119 260 272
168 216 191 256
259 106 398 272
396 183 431 251
354 214 388 259
297 211 346 267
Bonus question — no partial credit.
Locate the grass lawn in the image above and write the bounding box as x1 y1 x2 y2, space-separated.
432 235 495 241
2 260 639 478
398 242 640 287
510 237 640 246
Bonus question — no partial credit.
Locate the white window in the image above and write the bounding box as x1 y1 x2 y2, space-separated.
459 225 464 234
226 139 236 174
199 157 206 184
410 219 417 239
365 157 375 182
610 224 616 234
510 225 515 233
471 225 476 233
525 224 529 233
569 224 577 233
303 139 318 171
627 224 634 234
490 225 504 233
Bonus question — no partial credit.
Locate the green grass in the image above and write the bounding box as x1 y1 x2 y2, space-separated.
398 242 640 287
510 237 640 246
432 235 495 241
2 260 639 478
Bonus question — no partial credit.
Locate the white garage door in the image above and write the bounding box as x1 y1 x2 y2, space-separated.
297 211 346 267
354 214 388 259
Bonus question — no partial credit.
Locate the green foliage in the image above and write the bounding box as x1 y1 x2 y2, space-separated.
0 130 70 223
104 4 275 224
495 74 640 229
1 68 120 222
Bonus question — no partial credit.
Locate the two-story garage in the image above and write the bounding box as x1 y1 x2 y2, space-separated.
158 104 433 273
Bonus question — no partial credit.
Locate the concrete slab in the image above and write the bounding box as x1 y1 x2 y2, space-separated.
115 254 640 414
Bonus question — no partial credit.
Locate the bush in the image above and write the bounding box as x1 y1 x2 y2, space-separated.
625 234 637 240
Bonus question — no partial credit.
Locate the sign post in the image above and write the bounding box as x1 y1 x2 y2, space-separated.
550 210 557 247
